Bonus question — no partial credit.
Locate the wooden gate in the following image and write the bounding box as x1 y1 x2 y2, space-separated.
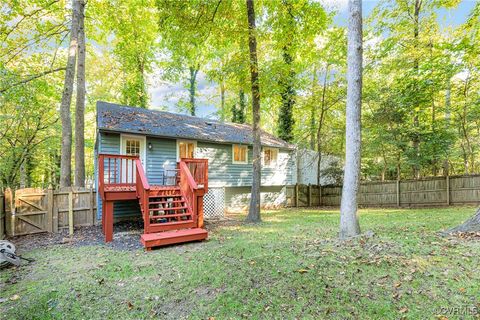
6 188 51 236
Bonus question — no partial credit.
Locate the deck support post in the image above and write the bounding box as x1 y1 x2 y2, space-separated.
104 200 114 242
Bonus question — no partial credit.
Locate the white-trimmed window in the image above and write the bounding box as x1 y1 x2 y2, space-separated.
232 144 248 164
263 147 278 167
177 140 196 160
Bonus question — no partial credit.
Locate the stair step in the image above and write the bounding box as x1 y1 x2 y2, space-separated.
149 194 182 199
149 200 185 205
150 213 192 219
141 228 208 250
148 206 188 212
147 220 196 233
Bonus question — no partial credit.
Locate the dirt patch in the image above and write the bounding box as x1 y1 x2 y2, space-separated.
8 220 145 253
6 217 239 254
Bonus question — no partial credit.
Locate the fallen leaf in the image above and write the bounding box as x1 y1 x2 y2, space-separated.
296 269 309 274
127 301 134 310
399 307 408 313
10 295 20 301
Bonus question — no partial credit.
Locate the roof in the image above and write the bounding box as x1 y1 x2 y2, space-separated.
96 101 295 149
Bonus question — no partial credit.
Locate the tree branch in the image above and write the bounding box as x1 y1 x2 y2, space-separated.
0 67 66 94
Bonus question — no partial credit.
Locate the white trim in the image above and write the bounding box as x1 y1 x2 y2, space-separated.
232 144 249 164
176 139 197 161
120 133 146 165
262 147 278 168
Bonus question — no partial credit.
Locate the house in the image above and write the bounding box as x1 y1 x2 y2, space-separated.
94 101 296 248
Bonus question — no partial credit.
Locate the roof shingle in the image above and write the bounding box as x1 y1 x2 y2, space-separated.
96 101 294 149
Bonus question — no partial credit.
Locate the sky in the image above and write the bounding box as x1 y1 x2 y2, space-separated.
148 0 477 119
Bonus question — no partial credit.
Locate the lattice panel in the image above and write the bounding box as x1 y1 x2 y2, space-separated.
203 187 225 219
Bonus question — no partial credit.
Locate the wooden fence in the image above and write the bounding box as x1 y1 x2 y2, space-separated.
2 187 96 237
286 174 480 208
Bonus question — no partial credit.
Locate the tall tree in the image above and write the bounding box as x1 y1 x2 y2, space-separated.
60 0 80 188
339 0 362 239
245 0 261 223
75 0 86 187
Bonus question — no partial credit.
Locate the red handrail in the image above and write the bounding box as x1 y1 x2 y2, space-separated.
179 159 208 228
135 158 150 231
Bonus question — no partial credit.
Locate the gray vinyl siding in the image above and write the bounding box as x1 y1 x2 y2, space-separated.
196 142 295 187
146 137 177 184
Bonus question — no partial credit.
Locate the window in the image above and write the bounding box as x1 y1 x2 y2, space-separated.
232 144 248 164
178 140 196 159
125 139 140 156
263 148 278 167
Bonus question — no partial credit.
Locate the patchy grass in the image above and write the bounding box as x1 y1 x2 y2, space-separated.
1 207 480 319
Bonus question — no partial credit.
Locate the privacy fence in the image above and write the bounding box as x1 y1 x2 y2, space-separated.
0 187 96 238
286 174 480 208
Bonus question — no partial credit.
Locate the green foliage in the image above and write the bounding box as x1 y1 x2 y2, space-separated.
1 0 480 187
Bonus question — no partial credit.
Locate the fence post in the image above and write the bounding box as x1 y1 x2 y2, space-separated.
295 183 299 208
308 184 312 207
89 187 95 226
68 190 74 236
446 175 450 206
46 186 54 232
396 180 400 207
319 185 322 206
4 188 13 236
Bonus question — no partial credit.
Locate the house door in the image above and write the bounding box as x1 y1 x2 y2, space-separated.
121 134 146 183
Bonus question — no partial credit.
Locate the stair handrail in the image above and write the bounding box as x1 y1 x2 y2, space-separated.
179 160 206 227
135 159 150 227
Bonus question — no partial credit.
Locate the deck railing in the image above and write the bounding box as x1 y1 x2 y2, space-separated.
98 154 140 200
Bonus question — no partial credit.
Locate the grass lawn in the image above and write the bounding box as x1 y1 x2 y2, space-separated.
1 207 480 319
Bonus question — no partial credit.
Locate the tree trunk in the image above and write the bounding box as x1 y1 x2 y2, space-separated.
412 0 421 179
277 46 295 142
309 66 318 150
245 0 261 223
238 89 246 123
444 207 480 233
60 0 80 188
220 79 225 121
443 77 451 176
316 65 329 186
339 0 362 239
189 66 199 116
75 0 86 187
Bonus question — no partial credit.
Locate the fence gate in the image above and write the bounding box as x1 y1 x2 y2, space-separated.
7 188 50 236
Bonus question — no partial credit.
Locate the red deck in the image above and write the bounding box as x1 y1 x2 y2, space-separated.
98 154 209 250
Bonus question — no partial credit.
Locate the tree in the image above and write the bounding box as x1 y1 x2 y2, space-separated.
339 0 362 239
245 0 261 223
60 0 80 188
74 0 86 187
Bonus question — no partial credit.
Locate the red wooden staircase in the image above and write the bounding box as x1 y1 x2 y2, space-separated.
98 154 208 250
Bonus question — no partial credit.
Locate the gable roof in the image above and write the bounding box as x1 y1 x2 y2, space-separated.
96 101 294 149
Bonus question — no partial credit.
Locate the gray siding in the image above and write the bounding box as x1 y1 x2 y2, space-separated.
196 142 295 187
146 137 177 184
